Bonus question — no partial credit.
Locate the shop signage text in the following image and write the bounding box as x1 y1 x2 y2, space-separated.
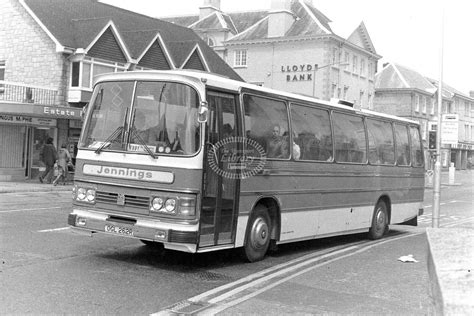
0 114 56 126
281 64 318 82
42 106 81 118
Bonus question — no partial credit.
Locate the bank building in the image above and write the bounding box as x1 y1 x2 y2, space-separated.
163 0 381 108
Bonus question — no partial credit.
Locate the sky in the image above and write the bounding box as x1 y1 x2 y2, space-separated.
102 0 473 95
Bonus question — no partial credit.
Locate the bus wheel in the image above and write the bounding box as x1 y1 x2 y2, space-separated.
243 205 271 262
368 200 388 240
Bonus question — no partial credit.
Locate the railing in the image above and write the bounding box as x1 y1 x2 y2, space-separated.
0 80 58 105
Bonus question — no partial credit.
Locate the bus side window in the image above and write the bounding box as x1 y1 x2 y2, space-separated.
367 119 395 165
394 124 411 166
243 94 289 159
290 104 332 161
409 126 424 167
333 112 366 163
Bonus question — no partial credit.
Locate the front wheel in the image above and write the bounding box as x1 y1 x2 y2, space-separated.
368 200 389 240
243 205 271 262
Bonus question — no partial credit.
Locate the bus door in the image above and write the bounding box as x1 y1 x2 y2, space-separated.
199 91 240 247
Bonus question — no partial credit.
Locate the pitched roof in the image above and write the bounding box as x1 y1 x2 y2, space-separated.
189 11 237 34
426 78 470 99
375 63 436 93
22 0 242 80
347 22 376 54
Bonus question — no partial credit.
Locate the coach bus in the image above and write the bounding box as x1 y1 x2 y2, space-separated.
68 70 424 262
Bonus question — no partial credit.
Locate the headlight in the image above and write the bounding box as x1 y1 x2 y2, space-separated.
74 186 96 204
151 197 164 211
86 189 95 202
77 188 86 200
165 198 176 213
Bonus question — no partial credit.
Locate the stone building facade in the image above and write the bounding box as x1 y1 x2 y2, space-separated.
163 0 381 109
374 63 474 170
0 0 240 181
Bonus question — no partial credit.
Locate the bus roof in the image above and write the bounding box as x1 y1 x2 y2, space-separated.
94 70 419 126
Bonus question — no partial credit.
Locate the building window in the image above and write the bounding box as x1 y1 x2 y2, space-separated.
234 50 247 67
352 55 358 73
343 86 349 99
422 96 427 114
368 62 374 79
344 52 350 70
70 57 127 89
464 101 469 117
414 94 420 112
431 98 435 115
0 60 5 93
331 84 337 98
360 59 366 77
332 47 338 64
465 124 470 141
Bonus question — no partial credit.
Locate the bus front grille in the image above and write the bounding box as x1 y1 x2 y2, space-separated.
95 191 149 208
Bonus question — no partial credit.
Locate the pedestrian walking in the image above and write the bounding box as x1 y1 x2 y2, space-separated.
52 143 72 186
39 137 58 184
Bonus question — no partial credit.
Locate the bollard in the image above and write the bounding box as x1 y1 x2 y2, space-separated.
448 162 455 185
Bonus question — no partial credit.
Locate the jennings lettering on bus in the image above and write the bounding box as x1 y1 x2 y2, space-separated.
96 166 152 179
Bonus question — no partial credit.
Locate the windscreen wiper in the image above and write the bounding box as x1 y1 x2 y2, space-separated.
129 127 157 159
94 126 124 154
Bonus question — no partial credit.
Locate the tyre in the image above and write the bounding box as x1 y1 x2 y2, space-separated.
243 205 271 262
368 200 389 240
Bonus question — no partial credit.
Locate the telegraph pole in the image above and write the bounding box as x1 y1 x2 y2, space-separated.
432 8 444 228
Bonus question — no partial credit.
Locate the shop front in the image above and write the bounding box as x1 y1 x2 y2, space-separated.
0 103 82 181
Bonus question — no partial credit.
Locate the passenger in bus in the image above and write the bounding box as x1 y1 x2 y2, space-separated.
223 123 234 139
266 125 286 158
282 131 300 160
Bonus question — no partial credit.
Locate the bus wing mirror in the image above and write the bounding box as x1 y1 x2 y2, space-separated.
198 101 208 123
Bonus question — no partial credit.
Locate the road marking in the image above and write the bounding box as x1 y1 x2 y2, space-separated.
154 232 421 316
38 227 70 233
441 217 474 228
0 206 62 213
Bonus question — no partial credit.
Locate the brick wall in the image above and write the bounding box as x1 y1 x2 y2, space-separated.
0 0 68 105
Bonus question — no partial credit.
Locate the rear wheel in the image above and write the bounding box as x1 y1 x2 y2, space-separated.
368 200 388 240
243 205 271 262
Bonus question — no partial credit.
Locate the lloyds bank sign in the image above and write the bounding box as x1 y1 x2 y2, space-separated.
281 64 318 82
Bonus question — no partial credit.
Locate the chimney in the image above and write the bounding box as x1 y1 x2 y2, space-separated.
268 0 294 38
199 0 221 20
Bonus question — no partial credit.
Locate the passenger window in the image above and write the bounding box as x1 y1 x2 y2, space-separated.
394 124 410 166
291 104 333 161
332 113 367 163
367 119 395 165
410 126 424 167
243 94 289 159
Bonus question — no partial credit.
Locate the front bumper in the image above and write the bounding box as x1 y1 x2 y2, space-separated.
68 209 198 252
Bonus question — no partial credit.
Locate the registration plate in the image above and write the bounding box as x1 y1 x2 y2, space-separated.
104 224 133 236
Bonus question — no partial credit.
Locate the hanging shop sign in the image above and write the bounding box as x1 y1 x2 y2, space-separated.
0 114 56 126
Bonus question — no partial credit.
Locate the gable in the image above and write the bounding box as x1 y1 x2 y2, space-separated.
138 40 171 70
87 27 127 63
347 22 376 54
183 50 205 71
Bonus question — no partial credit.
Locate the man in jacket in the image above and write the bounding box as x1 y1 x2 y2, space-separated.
39 137 58 184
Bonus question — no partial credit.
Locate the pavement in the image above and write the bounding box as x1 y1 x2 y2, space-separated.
1 170 473 314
